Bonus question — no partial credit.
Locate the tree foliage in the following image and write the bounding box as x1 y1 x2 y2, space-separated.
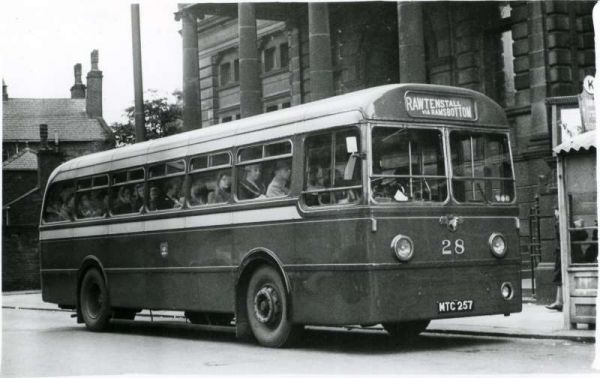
111 91 183 146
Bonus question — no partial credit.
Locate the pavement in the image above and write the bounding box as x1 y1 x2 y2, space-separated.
2 290 596 343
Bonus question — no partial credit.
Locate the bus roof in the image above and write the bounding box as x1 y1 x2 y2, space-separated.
47 84 507 183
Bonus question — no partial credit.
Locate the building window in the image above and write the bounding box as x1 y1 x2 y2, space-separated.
234 59 240 81
280 43 289 69
264 101 291 113
220 113 240 124
264 47 276 73
220 62 232 86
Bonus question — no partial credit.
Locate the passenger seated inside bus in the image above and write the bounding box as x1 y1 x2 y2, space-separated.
189 179 208 206
148 178 184 210
78 194 99 218
164 177 184 208
238 164 266 200
132 183 144 212
61 192 76 220
305 164 331 206
112 186 135 214
208 172 231 203
44 198 64 222
266 161 291 197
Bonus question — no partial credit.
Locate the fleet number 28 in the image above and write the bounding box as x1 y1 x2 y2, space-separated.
441 239 465 255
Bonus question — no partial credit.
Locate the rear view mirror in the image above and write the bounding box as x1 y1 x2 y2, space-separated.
346 136 358 154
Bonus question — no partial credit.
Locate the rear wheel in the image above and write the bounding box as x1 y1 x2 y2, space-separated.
246 265 299 347
79 269 112 331
383 320 430 340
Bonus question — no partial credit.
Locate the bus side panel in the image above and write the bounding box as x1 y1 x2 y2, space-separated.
107 226 235 312
285 216 372 323
40 238 77 306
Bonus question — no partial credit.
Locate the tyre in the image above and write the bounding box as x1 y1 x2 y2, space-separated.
382 320 430 340
246 265 299 347
79 268 112 331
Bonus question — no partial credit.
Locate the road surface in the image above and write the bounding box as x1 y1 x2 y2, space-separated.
2 308 596 376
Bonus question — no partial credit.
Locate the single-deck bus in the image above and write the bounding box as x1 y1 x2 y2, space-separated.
40 84 521 347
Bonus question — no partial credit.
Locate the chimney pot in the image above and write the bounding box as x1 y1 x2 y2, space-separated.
70 63 86 99
2 79 7 101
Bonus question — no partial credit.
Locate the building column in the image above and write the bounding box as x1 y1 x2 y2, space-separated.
308 3 334 101
238 3 262 118
397 1 426 83
528 2 549 135
182 11 202 131
287 23 303 106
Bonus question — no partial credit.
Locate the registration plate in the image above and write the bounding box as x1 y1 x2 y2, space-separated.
437 299 474 313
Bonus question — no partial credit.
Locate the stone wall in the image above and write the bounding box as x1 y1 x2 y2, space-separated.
2 225 40 290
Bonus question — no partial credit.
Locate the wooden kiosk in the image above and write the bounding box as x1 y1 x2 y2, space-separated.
548 86 597 329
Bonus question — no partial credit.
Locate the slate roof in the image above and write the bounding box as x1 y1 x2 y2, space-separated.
2 98 112 142
2 148 37 171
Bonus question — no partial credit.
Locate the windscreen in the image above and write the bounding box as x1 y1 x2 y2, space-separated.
371 127 447 203
449 131 514 203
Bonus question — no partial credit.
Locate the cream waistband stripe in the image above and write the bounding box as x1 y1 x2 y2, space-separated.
40 206 302 241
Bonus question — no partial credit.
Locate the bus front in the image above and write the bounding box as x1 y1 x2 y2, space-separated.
366 86 521 335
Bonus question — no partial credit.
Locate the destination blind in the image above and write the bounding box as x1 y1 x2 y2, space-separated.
404 92 476 121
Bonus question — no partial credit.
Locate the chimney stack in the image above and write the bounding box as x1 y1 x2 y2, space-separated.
70 63 86 99
37 125 63 195
2 79 8 101
39 124 49 150
86 50 103 118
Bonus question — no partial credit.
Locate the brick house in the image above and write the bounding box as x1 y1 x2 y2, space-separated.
2 50 114 291
174 1 596 301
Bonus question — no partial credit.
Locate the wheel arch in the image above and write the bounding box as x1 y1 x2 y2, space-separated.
234 247 292 339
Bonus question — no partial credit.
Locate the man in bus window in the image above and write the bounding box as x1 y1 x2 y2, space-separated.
239 164 265 200
148 185 168 210
266 161 291 197
163 178 184 209
113 186 133 214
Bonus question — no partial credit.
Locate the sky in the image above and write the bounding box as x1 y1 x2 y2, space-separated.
1 0 183 125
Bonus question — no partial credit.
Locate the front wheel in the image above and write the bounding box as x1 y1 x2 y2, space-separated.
246 265 300 347
79 269 112 331
382 320 430 340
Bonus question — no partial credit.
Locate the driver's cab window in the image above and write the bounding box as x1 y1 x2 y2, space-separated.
303 128 362 207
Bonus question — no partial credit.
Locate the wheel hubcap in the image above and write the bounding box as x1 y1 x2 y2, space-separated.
85 283 103 319
253 285 281 325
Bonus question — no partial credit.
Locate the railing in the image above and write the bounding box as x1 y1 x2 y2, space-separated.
527 197 542 295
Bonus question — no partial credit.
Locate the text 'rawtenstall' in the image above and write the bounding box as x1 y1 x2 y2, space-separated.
404 92 476 121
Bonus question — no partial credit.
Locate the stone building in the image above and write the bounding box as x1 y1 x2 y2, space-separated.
2 50 114 290
174 1 596 301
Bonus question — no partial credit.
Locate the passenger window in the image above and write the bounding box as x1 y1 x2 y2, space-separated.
303 129 362 207
75 175 109 219
237 141 293 201
43 181 76 223
371 127 447 203
188 152 232 207
110 168 145 215
147 160 186 211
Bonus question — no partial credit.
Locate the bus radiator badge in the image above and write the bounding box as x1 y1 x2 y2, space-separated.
439 215 463 232
160 242 169 258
